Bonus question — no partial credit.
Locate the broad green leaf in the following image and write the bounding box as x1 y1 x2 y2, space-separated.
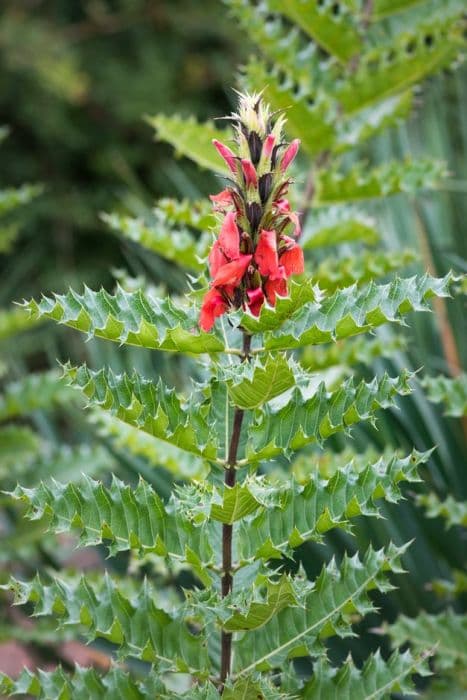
301 335 406 372
421 373 467 417
91 410 208 479
313 249 416 292
246 371 413 461
335 10 467 114
302 207 379 249
236 451 426 560
148 114 231 174
0 370 76 421
303 649 431 699
234 543 408 674
225 354 296 409
21 286 224 354
2 573 210 675
387 610 467 672
415 492 467 528
6 475 215 568
62 363 218 459
0 306 43 341
240 274 452 349
315 159 446 205
103 210 210 272
265 0 361 63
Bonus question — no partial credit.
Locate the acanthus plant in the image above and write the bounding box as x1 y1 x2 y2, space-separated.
0 93 455 698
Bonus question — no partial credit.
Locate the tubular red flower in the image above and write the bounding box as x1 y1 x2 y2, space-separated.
254 229 279 278
263 133 275 159
212 139 237 173
212 254 252 288
247 287 265 316
275 198 301 237
200 288 228 332
218 211 240 261
280 138 300 172
279 240 304 277
241 159 258 187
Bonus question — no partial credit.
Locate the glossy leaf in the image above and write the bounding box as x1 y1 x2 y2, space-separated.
225 354 296 409
421 373 467 417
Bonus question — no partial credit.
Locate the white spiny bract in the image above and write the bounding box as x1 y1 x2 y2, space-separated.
2 2 467 696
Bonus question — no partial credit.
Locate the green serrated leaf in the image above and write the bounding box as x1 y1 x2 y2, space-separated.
225 354 295 409
234 543 409 674
156 197 216 231
387 610 467 672
240 274 452 349
303 649 431 699
335 10 467 114
148 114 231 173
265 0 361 63
0 306 43 341
0 370 76 421
246 372 413 461
421 374 467 417
416 492 467 528
236 451 426 560
1 574 210 675
302 207 379 249
62 363 218 459
315 159 446 205
301 335 406 372
103 210 210 272
224 575 297 631
22 286 224 354
313 249 416 292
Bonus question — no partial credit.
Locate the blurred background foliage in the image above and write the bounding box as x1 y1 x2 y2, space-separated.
0 0 466 694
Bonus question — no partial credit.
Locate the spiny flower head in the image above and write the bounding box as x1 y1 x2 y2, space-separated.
200 92 304 332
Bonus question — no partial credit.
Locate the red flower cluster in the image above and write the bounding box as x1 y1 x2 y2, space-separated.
200 94 304 332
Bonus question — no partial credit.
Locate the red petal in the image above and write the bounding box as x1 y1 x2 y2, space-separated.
246 287 265 316
208 240 226 278
199 288 228 331
218 211 240 261
280 139 300 172
241 159 258 187
212 139 237 173
265 272 287 305
210 189 233 212
263 133 275 159
212 254 252 288
254 229 280 277
280 242 304 276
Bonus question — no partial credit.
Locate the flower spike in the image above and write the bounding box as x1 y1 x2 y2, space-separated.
200 93 304 329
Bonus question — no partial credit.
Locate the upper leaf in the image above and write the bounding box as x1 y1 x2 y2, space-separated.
21 287 224 354
301 207 379 250
0 370 76 421
265 0 361 63
314 159 446 205
239 274 452 348
415 492 467 528
148 114 231 173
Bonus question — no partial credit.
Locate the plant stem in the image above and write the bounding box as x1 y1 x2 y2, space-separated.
219 332 251 691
